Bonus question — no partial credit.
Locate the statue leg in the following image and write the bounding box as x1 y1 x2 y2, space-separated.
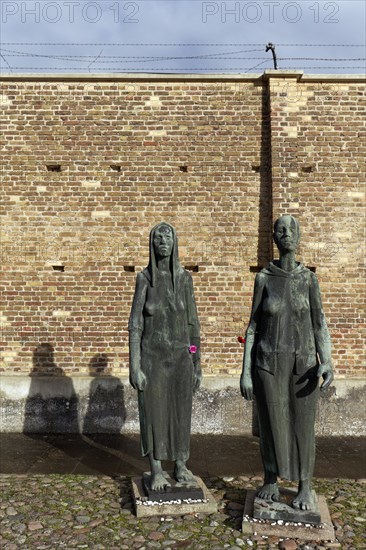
254 369 280 502
257 470 280 502
174 459 195 482
292 478 314 510
291 365 318 511
148 453 171 491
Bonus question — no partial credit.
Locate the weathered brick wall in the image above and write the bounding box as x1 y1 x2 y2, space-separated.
0 73 365 379
0 77 271 377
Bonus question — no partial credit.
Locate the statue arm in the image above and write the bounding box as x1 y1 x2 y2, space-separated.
128 272 148 391
240 273 265 401
186 273 201 392
309 272 334 391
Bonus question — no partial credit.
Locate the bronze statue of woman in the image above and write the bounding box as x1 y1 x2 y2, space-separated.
240 215 333 510
129 222 201 491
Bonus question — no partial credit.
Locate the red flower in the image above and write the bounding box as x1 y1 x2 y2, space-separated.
237 336 246 344
189 345 197 354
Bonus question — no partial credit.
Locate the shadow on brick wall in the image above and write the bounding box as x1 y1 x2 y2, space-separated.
23 343 79 433
22 346 136 475
22 347 126 434
82 353 126 434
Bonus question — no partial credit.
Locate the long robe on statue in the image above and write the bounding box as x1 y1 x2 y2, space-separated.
128 223 200 462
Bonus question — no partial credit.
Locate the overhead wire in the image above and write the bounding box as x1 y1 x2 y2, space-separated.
2 49 364 63
2 42 365 47
0 43 364 72
0 47 268 63
2 66 364 71
0 53 13 72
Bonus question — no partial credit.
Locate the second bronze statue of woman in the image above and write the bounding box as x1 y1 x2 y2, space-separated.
129 222 201 491
241 215 334 511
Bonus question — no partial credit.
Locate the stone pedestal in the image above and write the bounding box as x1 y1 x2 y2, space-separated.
254 489 321 524
242 489 336 542
131 473 217 518
141 471 204 502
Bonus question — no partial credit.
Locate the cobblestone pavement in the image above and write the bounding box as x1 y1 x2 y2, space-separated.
1 474 365 550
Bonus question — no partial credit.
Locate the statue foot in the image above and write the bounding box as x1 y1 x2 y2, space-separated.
257 483 280 502
174 463 195 483
150 472 171 492
292 489 314 511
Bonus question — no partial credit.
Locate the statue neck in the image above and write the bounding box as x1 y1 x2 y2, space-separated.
278 250 297 272
156 256 171 272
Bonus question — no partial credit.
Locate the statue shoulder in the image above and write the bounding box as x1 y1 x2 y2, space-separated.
182 268 193 279
252 269 268 293
137 269 150 285
308 268 321 288
256 268 270 282
181 268 194 287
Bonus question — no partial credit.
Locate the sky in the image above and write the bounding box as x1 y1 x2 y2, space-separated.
0 0 365 74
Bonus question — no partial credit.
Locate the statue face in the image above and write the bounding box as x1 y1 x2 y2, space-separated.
153 225 174 258
273 216 299 252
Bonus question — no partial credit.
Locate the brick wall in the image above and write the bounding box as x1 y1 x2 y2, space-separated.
0 73 365 379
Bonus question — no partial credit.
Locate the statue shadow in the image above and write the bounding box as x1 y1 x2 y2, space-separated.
82 353 126 434
22 347 143 476
76 354 143 475
22 343 82 473
23 343 79 434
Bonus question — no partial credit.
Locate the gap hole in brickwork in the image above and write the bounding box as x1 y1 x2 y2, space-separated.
124 266 135 272
110 165 121 172
252 165 261 173
250 266 263 273
47 164 61 172
185 265 199 272
179 165 188 173
307 266 316 273
52 265 65 272
302 166 314 173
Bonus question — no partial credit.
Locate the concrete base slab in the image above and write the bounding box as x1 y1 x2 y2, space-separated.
242 489 336 542
132 475 217 518
253 489 321 524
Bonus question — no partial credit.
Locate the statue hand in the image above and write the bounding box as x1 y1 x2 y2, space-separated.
193 362 202 393
317 362 334 391
130 369 147 391
240 373 253 401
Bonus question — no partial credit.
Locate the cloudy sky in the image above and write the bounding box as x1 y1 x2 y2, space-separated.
1 0 365 74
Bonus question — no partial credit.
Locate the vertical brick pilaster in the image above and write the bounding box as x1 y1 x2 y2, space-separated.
266 71 304 225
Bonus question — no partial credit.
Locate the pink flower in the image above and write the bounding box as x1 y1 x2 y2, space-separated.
189 345 197 354
237 336 246 344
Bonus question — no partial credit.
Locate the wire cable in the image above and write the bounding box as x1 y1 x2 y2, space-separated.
2 43 365 47
2 66 364 71
1 43 364 73
2 49 363 63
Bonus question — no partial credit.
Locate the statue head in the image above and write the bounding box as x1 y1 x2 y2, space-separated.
148 222 182 288
153 223 174 259
273 215 300 253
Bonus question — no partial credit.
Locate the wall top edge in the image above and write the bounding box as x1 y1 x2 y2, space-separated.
300 74 366 83
263 70 366 82
0 72 365 83
0 72 263 82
